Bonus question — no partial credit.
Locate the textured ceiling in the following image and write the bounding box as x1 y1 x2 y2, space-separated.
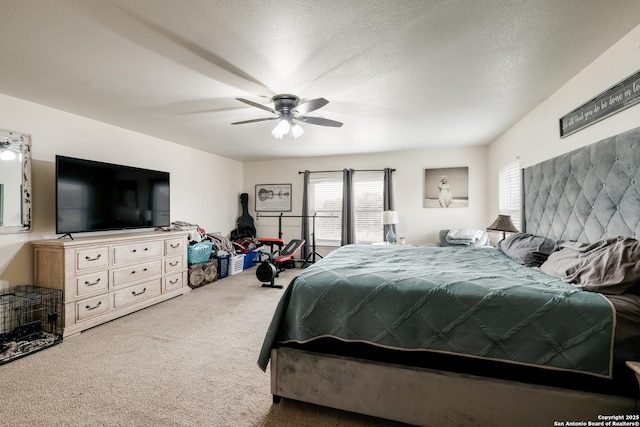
0 0 639 162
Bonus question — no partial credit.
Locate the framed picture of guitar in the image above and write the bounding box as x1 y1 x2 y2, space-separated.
255 184 292 212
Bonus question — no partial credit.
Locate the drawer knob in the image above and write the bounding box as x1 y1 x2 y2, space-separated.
132 288 147 296
84 278 101 286
169 278 179 284
169 261 179 267
170 243 180 248
85 254 102 262
85 301 102 311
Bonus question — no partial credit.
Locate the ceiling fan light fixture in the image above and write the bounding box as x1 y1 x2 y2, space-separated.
291 123 304 138
271 119 290 139
270 127 284 139
234 94 342 138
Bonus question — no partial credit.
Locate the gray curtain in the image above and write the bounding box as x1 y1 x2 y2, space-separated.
341 169 355 245
383 167 395 240
301 170 311 260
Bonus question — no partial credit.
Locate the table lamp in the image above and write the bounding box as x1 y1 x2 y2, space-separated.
382 210 399 244
486 214 519 242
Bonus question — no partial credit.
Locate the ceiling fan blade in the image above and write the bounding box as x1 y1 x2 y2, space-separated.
297 116 343 127
294 98 329 115
236 98 278 114
231 117 279 125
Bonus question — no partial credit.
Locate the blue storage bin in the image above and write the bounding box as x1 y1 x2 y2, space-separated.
243 250 259 269
217 255 230 279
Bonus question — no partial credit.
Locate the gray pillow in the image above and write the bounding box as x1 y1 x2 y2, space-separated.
540 237 640 294
438 229 454 246
499 233 562 267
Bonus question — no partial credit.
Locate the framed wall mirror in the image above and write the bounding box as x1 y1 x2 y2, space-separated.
0 130 31 233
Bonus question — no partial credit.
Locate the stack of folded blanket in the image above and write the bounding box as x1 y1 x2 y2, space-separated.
443 229 489 246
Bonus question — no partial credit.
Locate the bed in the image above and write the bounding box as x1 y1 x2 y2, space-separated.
258 126 640 426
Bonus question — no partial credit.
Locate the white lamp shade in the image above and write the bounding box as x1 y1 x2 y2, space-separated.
382 210 399 225
290 123 304 138
271 119 291 139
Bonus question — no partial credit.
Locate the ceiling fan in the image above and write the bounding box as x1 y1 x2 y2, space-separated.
231 94 343 139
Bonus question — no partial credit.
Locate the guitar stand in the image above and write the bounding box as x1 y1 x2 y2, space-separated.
255 238 305 288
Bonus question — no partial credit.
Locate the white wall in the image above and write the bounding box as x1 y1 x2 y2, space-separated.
488 24 640 221
0 93 242 286
244 25 640 250
243 145 488 249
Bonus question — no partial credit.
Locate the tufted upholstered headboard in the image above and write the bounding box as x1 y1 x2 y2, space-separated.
523 126 640 244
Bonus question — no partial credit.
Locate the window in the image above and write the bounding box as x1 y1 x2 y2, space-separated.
309 171 384 245
498 158 521 230
353 171 385 243
308 173 342 245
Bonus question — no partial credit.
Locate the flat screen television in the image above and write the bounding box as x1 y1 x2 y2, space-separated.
55 155 170 235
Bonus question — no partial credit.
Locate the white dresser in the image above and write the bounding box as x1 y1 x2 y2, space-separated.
33 231 190 338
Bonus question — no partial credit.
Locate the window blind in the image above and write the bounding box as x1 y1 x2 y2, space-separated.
499 159 521 230
309 171 384 245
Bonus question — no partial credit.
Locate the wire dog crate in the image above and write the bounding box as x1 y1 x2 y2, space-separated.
0 285 63 365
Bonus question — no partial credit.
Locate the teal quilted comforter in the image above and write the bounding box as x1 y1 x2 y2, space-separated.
258 245 614 377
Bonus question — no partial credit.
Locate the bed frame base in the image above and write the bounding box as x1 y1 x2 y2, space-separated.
271 347 636 427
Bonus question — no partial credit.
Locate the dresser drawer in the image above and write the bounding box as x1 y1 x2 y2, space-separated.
76 293 111 321
113 241 163 265
165 238 186 255
164 256 183 274
76 247 109 271
112 260 162 287
76 271 109 297
164 273 183 292
33 231 191 338
113 280 161 308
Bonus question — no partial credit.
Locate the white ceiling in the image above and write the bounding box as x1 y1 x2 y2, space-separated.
1 1 639 162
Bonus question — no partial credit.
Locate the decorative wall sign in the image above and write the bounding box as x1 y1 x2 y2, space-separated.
255 184 292 212
560 69 640 137
423 167 469 208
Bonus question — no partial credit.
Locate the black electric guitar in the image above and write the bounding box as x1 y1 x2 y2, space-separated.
230 193 256 240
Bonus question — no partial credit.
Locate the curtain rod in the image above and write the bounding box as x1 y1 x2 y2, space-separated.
256 213 337 218
298 168 395 174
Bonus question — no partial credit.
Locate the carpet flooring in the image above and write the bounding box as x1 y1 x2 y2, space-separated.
0 267 408 427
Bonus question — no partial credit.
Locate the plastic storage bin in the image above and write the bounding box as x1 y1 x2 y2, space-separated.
243 250 259 269
229 254 245 275
217 255 230 279
187 242 214 264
